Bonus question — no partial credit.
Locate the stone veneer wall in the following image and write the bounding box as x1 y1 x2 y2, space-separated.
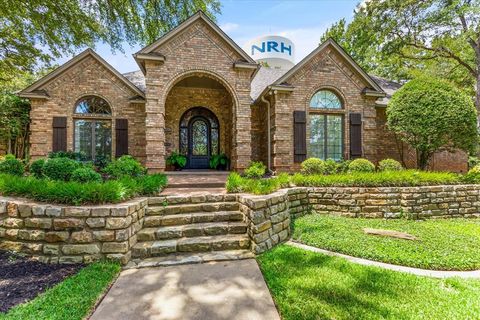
0 197 147 264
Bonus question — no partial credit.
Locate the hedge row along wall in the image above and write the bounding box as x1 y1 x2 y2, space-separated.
1 184 480 264
0 197 147 264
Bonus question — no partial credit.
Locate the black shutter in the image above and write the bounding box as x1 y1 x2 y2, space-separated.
293 111 307 163
350 113 362 158
115 119 128 158
52 117 67 152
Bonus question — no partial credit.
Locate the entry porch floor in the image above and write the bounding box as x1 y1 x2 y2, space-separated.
162 171 229 195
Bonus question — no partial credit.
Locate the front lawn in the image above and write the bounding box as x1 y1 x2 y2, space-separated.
0 261 120 320
258 245 480 320
292 214 480 270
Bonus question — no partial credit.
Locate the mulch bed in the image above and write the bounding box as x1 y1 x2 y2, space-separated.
0 251 83 313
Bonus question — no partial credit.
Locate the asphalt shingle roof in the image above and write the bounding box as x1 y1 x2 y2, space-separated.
121 68 401 105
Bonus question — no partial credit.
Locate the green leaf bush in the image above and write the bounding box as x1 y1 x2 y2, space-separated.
0 173 167 205
347 158 375 173
42 157 80 181
463 165 480 183
226 170 462 195
301 158 325 175
324 159 339 175
29 159 46 178
166 151 187 169
103 155 145 178
378 158 403 172
71 167 102 183
0 155 24 176
244 161 266 179
387 77 477 170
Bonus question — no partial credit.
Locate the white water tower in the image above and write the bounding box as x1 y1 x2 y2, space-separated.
245 35 295 70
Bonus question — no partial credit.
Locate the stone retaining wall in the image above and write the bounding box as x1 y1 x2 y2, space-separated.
238 184 480 254
2 184 480 262
0 197 147 264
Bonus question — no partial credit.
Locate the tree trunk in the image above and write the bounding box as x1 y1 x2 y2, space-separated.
417 150 430 171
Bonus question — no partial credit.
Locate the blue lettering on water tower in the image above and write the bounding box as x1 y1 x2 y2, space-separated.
251 41 292 56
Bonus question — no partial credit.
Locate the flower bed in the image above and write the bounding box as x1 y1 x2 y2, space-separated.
227 170 463 195
0 154 167 205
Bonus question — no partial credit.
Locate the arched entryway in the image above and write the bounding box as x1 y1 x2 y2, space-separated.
163 71 234 171
179 107 219 169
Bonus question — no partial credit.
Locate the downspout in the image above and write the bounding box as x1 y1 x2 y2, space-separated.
260 94 272 173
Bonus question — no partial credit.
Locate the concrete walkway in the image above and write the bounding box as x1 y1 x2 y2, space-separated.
288 241 480 279
90 259 280 320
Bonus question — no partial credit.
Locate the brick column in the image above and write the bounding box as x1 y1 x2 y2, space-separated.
271 92 293 172
232 72 252 171
144 61 166 172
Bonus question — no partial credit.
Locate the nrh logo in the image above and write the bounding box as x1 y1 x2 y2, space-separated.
251 41 292 56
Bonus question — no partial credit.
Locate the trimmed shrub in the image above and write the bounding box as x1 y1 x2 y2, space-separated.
464 165 480 183
387 76 477 170
71 167 102 183
337 160 351 173
48 150 87 161
378 159 403 172
244 161 266 179
348 158 375 173
301 158 325 175
324 159 339 175
103 155 145 178
0 156 25 176
43 157 80 181
30 159 46 178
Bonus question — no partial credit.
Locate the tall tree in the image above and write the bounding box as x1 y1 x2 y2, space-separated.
322 0 479 107
0 0 220 84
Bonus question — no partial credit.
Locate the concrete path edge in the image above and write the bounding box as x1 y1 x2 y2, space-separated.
287 240 480 279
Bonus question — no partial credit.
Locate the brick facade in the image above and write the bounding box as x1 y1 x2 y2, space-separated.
20 11 467 173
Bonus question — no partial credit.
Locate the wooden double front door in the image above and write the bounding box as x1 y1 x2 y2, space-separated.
179 107 219 169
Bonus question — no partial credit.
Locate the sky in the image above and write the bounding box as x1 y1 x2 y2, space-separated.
56 0 360 73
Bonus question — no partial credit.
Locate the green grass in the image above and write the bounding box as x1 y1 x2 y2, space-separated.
226 170 462 195
292 214 480 270
0 261 120 320
258 245 480 320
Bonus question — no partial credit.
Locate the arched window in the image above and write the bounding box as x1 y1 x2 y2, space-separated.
308 90 343 161
73 96 112 162
310 90 342 109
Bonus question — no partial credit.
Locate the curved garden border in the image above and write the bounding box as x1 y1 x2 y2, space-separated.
287 241 480 279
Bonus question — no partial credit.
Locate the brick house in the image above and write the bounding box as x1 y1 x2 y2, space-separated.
18 11 467 172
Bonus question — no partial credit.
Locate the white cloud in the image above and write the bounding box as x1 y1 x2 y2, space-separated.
220 22 240 33
278 25 329 62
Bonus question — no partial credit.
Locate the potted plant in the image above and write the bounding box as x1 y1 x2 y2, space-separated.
209 153 229 170
166 151 187 171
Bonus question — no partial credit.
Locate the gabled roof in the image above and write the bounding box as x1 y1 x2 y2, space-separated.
20 49 145 99
272 38 384 93
135 11 256 64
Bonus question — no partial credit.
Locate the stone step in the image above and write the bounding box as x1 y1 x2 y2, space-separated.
131 235 251 258
143 211 244 227
148 194 237 206
125 250 255 269
146 202 239 215
137 222 248 241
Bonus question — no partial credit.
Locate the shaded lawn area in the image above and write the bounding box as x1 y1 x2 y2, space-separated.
258 245 480 320
0 257 120 320
292 214 480 270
